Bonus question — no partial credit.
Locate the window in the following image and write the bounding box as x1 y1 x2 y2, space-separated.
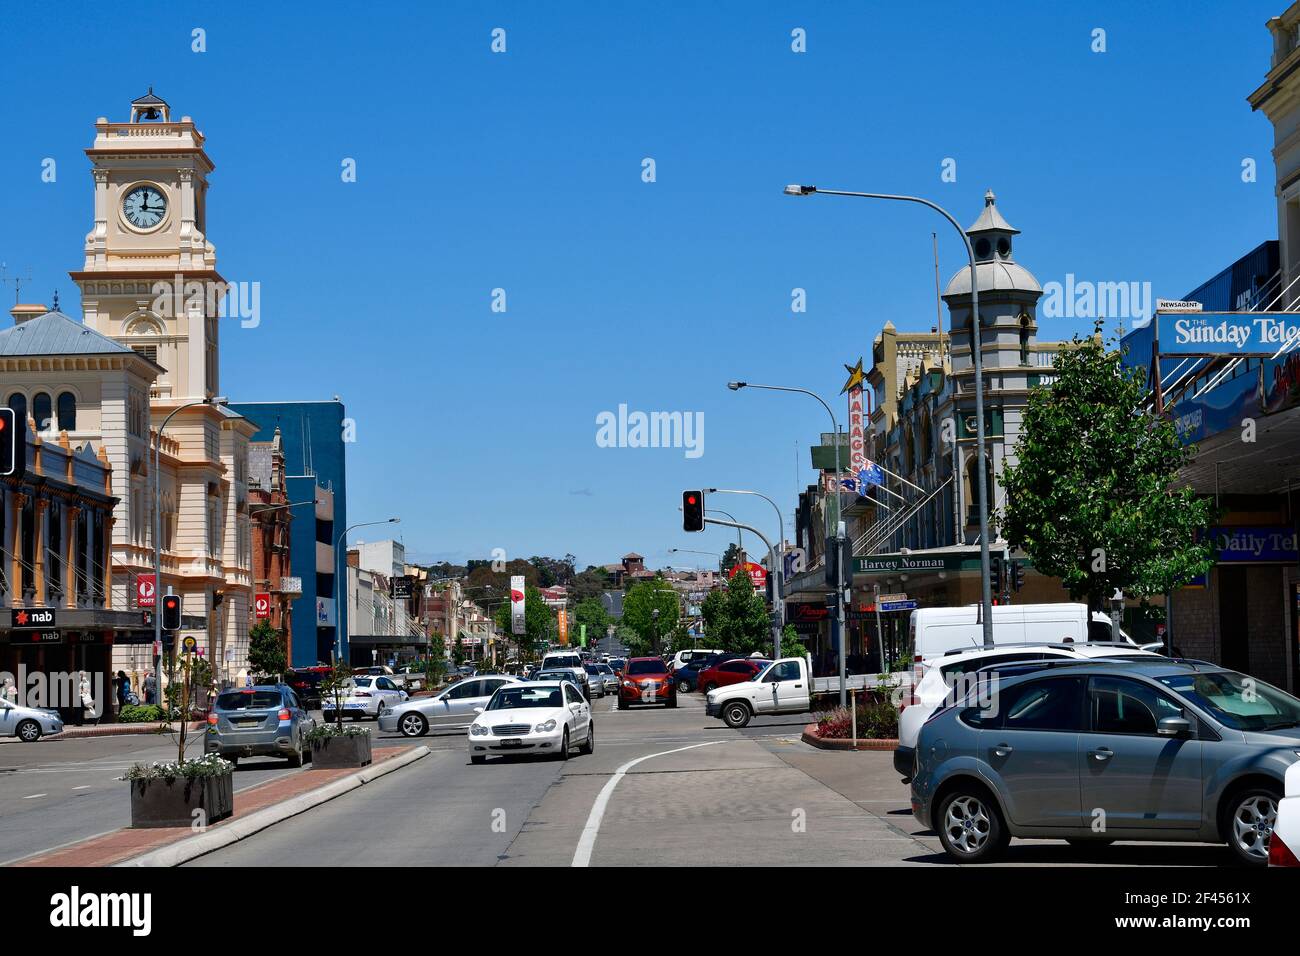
56 392 76 431
132 344 157 363
966 677 1084 731
764 661 801 683
1088 676 1183 735
565 684 583 704
32 392 52 432
720 661 751 673
6 392 26 430
446 680 481 700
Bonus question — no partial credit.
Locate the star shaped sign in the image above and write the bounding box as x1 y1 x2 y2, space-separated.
15 610 28 626
840 358 866 395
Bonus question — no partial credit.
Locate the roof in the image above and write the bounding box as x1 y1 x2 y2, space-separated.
623 552 644 560
0 310 138 358
943 260 1042 297
132 87 168 106
966 189 1019 235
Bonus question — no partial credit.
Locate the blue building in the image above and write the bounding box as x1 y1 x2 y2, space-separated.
230 400 348 667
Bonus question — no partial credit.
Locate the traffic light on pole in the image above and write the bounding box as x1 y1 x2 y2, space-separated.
682 490 704 532
1012 560 1025 592
989 554 1003 597
0 407 24 478
161 593 182 631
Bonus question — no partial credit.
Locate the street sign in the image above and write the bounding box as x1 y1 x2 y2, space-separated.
391 577 413 599
182 635 197 654
136 573 156 608
10 607 55 629
254 592 271 619
878 600 918 612
876 592 909 604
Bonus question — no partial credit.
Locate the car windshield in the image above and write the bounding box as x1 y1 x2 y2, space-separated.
489 686 563 710
1159 669 1300 731
545 655 581 668
584 665 602 674
216 690 281 710
627 660 666 675
352 677 373 688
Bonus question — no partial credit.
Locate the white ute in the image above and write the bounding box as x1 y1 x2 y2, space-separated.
705 657 811 728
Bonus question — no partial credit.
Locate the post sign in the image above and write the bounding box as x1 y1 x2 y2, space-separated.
391 577 413 600
878 600 918 612
10 607 56 629
136 573 156 608
729 561 768 592
510 575 526 636
254 592 271 619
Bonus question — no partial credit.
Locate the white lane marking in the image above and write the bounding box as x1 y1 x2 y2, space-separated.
572 740 726 868
23 793 46 799
71 785 91 791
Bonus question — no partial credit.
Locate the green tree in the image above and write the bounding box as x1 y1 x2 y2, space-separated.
622 576 681 654
720 543 742 576
247 620 288 681
700 571 770 653
1001 323 1217 610
493 584 556 657
573 597 610 648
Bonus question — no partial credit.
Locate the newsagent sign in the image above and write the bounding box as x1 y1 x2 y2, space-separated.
1157 311 1300 356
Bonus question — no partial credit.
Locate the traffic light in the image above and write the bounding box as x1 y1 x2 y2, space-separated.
682 490 704 532
161 593 182 631
989 554 1003 596
0 407 24 478
1011 560 1026 592
825 536 852 587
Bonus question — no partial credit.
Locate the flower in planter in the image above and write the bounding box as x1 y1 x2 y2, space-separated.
123 752 232 781
305 724 371 744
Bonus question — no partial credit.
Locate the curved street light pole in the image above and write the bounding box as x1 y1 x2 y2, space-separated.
333 518 400 662
784 184 993 649
727 380 847 704
705 488 785 658
152 396 227 707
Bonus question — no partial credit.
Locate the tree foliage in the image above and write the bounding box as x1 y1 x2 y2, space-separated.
622 576 681 651
492 583 556 657
573 597 610 647
700 571 770 653
248 620 288 680
1001 324 1217 609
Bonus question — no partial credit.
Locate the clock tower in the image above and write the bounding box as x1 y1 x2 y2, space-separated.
72 89 221 401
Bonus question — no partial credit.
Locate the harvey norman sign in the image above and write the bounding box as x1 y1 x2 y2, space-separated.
1158 311 1300 356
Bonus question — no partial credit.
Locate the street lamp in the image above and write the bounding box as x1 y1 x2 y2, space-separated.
704 506 744 549
783 183 993 648
705 487 785 658
333 517 400 661
152 396 228 708
727 379 848 704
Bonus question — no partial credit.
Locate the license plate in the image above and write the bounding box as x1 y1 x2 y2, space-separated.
499 739 523 747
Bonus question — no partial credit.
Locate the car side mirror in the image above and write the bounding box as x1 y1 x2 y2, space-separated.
1157 716 1191 737
473 706 484 714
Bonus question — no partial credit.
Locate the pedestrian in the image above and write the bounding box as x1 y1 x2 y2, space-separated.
2 676 17 705
79 671 98 725
143 671 157 706
116 669 130 709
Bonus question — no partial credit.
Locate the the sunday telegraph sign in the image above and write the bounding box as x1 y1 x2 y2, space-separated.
1157 311 1300 356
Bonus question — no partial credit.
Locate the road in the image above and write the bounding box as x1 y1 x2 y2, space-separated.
184 692 1238 867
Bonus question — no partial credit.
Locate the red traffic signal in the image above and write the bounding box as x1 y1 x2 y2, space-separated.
0 407 24 478
682 490 704 532
161 593 182 631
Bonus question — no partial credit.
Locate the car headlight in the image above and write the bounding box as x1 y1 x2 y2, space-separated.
470 724 490 736
535 719 557 733
623 680 635 688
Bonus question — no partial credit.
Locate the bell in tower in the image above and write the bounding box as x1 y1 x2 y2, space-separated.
129 87 171 123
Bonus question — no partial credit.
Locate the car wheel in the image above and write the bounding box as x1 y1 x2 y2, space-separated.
579 724 594 755
702 682 717 694
399 712 428 737
1225 786 1280 865
558 729 570 761
677 680 691 693
471 755 486 765
617 698 628 711
721 701 751 728
936 787 1008 863
16 719 41 743
287 741 304 768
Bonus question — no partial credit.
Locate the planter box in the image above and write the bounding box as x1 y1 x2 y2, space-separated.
800 723 899 751
310 732 372 769
130 772 234 828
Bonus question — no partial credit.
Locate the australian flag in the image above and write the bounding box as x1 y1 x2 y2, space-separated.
858 461 885 487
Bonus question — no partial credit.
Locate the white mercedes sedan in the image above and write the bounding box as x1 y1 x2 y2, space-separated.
467 680 593 764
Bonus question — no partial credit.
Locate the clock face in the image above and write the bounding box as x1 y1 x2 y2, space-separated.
122 185 167 229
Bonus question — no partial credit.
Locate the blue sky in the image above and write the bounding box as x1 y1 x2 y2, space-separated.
0 1 1283 569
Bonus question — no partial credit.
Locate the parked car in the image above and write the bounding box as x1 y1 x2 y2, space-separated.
696 658 770 693
468 680 594 764
0 696 63 742
205 684 315 767
911 658 1300 865
669 648 723 672
379 674 522 736
1271 760 1300 867
617 657 677 709
285 665 331 710
540 652 590 698
321 675 407 722
585 663 618 697
392 665 427 692
353 665 395 676
894 642 1161 780
608 658 627 675
674 660 707 693
705 657 810 728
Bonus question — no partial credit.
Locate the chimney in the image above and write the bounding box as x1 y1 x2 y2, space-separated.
11 303 48 326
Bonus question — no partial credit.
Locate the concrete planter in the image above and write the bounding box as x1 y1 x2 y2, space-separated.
309 731 372 769
130 772 234 828
800 723 899 751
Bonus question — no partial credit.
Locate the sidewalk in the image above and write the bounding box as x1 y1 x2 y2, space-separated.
11 744 422 867
46 720 207 740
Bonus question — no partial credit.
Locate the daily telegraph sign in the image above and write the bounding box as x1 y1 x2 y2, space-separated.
1157 311 1300 356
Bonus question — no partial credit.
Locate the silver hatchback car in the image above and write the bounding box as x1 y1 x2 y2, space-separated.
911 659 1300 865
205 684 316 767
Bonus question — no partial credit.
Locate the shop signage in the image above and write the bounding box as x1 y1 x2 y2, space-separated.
879 600 918 612
391 577 413 600
136 573 156 608
510 575 526 636
1158 312 1300 356
729 561 768 592
254 593 271 619
853 553 969 575
1209 526 1299 563
10 607 56 629
9 630 62 644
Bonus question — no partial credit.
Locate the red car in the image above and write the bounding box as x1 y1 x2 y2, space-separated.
696 658 770 693
617 657 677 709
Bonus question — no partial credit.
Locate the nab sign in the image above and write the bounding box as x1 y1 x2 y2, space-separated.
11 607 56 629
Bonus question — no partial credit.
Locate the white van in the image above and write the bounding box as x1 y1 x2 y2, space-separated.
669 648 723 671
907 603 1136 674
